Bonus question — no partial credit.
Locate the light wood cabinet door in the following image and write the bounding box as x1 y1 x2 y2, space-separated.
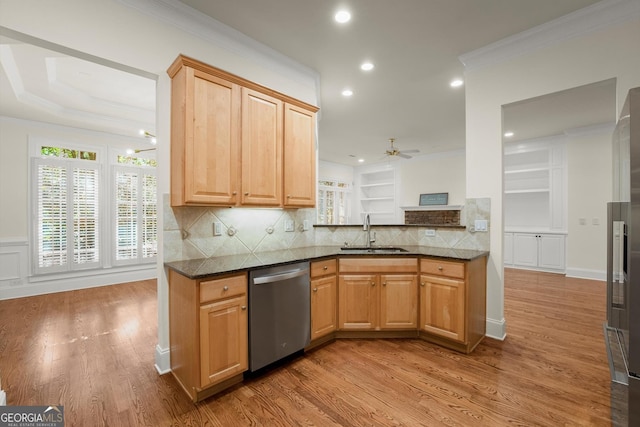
241 88 283 206
420 274 465 343
380 274 418 329
311 275 337 340
199 294 248 387
283 103 316 207
339 274 378 330
171 67 241 205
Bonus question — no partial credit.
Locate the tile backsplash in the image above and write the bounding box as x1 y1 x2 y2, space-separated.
163 195 490 262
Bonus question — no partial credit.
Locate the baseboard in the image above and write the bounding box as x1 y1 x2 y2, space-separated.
155 344 171 375
0 266 156 300
486 317 507 341
565 267 606 282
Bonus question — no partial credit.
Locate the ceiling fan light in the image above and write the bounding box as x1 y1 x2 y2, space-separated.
450 79 464 88
361 62 374 71
341 89 353 97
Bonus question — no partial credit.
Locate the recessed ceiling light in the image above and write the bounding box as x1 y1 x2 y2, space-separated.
334 10 351 23
361 62 374 71
342 89 353 97
358 158 365 163
450 79 464 88
504 131 514 137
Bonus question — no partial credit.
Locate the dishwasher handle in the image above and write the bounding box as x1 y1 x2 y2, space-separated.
252 268 308 285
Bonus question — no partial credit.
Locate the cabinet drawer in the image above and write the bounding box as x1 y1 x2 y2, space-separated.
420 259 465 279
200 273 247 303
311 258 337 278
339 258 418 274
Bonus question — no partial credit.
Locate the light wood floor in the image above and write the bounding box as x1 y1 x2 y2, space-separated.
0 269 612 426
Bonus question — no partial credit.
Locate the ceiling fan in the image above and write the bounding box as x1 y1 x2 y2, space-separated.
384 138 419 159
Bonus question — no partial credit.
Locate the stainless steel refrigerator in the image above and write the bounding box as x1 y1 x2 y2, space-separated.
606 86 640 426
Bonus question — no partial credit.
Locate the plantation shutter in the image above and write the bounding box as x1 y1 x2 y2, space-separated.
113 166 157 264
34 158 101 273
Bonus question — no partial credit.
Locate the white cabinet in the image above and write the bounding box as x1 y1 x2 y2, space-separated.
509 232 565 272
356 168 397 224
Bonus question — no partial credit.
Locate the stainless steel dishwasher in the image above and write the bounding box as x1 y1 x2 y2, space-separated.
248 261 310 372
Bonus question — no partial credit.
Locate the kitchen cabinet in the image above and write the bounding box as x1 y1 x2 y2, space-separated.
419 256 487 353
310 258 337 342
167 55 318 208
510 232 566 272
240 88 282 206
338 258 418 331
284 103 317 207
168 63 241 206
169 269 248 402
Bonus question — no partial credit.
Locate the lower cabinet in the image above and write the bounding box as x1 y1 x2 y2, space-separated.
419 256 487 353
338 258 418 331
505 232 566 272
169 270 248 402
310 258 337 342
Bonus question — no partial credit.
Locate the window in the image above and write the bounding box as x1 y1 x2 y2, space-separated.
317 179 351 225
34 154 101 274
32 142 157 275
113 161 157 265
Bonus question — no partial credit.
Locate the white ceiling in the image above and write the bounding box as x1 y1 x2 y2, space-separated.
0 0 617 164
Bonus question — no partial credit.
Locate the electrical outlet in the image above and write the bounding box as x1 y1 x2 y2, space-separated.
474 220 488 232
425 229 436 237
213 222 222 236
284 219 295 232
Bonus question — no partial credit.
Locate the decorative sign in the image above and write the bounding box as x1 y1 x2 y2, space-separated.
419 193 448 206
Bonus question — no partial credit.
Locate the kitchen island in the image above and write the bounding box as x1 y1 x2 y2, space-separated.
165 245 488 402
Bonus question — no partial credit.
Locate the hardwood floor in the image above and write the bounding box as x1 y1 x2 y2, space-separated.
0 269 612 426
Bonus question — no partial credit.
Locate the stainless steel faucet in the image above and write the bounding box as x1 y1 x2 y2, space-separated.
363 213 376 248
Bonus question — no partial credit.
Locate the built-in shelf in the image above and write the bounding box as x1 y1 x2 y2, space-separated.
504 189 550 194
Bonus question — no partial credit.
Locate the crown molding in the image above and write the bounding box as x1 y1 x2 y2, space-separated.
117 0 320 102
459 0 640 71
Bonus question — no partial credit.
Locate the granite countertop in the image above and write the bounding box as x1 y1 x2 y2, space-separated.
165 245 489 280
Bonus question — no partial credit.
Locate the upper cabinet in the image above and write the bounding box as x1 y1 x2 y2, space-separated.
168 55 318 208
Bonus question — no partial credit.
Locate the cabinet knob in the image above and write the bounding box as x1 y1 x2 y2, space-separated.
371 282 375 286
223 286 229 291
313 288 318 292
232 191 237 195
287 195 291 198
383 282 387 286
323 266 328 270
244 192 249 196
421 282 425 287
438 266 443 271
241 306 247 310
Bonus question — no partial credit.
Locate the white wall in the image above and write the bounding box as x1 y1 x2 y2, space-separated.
566 126 614 279
464 8 640 339
0 0 319 374
398 150 466 207
318 160 355 184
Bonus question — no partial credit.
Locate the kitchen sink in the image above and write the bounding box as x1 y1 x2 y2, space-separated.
340 246 409 253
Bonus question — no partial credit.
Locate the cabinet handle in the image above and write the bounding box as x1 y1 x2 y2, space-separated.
323 266 328 270
313 288 318 292
241 306 247 310
421 282 425 287
223 286 229 291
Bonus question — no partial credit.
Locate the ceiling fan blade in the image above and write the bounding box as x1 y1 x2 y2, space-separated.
398 153 412 159
401 149 420 154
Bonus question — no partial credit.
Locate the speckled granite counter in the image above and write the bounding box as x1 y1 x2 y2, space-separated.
165 246 489 279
